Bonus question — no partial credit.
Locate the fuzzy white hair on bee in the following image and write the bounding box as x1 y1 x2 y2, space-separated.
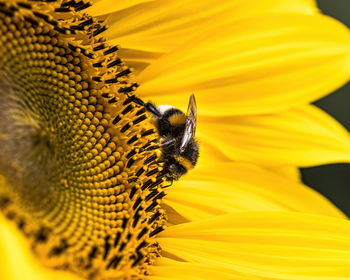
156 105 175 114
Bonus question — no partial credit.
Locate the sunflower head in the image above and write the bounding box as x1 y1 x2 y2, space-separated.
0 1 171 278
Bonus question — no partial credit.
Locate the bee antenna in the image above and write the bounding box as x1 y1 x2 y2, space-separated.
129 96 162 117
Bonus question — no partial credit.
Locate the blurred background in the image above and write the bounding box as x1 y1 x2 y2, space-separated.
301 0 350 216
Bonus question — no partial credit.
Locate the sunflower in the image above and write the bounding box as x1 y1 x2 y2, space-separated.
0 0 350 280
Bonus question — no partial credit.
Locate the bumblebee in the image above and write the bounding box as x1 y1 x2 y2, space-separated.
132 94 199 183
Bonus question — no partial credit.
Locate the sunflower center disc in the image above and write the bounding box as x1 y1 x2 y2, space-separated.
0 1 167 279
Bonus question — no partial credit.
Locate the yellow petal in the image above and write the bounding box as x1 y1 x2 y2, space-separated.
198 105 350 166
267 166 301 181
103 0 317 52
97 0 317 73
0 214 81 280
136 13 350 115
151 260 251 280
87 0 151 16
164 162 345 221
155 212 350 279
117 48 163 75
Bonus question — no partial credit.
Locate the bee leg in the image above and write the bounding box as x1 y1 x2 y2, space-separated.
130 96 161 117
146 144 160 151
146 139 176 151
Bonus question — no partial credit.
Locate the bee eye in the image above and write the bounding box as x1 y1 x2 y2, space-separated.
169 164 176 171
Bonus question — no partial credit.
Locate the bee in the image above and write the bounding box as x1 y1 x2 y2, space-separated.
131 94 199 184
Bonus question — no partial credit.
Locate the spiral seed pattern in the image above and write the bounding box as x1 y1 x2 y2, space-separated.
0 1 167 279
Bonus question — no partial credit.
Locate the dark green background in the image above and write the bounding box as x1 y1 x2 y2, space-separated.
301 0 350 216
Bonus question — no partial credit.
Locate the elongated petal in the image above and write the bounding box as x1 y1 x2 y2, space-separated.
103 0 316 52
151 260 251 280
201 131 304 182
267 166 301 181
198 105 350 166
136 13 350 115
164 162 345 222
155 212 350 279
97 0 317 72
0 215 81 280
87 0 151 16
